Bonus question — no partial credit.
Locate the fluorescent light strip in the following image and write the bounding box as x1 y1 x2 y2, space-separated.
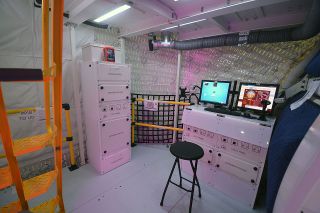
180 18 207 26
161 25 178 31
161 18 207 31
94 4 131 23
161 0 258 31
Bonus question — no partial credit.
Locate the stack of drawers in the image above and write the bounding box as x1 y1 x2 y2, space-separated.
80 62 131 174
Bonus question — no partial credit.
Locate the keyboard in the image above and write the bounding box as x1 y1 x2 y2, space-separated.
204 107 242 116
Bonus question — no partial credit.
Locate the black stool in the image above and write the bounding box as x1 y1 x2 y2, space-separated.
160 141 204 213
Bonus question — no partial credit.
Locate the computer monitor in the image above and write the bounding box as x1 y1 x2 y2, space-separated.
199 80 231 105
237 83 279 113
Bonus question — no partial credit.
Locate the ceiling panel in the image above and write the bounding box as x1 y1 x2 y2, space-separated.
160 0 247 18
203 0 312 33
64 0 85 13
64 0 312 40
262 0 312 16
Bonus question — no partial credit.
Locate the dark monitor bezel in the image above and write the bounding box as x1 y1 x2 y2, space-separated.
199 80 232 106
236 82 279 113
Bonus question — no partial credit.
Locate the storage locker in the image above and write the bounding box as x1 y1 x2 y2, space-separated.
100 117 131 156
97 63 130 82
217 152 260 184
81 61 131 174
98 84 130 102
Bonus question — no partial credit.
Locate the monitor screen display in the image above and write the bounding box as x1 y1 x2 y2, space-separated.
199 80 231 105
237 83 279 112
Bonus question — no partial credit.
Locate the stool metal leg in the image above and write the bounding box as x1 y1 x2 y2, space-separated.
189 160 198 213
160 158 178 206
190 160 201 198
177 159 182 187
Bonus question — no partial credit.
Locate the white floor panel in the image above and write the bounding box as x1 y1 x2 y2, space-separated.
64 144 174 212
0 144 266 212
170 181 265 213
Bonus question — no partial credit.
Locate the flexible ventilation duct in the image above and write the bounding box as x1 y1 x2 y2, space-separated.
152 0 320 50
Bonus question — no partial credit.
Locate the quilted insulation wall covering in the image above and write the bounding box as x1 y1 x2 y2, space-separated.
180 38 320 90
125 36 178 95
124 35 320 94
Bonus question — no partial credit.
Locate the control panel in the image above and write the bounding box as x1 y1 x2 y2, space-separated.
99 100 130 121
183 125 267 164
181 106 275 207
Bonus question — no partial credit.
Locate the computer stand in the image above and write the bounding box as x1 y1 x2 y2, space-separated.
259 100 271 121
228 81 238 111
243 112 252 118
189 93 200 105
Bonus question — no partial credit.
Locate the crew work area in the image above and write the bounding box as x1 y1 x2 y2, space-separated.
1 0 320 212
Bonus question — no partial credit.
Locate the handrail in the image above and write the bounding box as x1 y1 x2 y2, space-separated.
131 98 188 145
135 98 190 106
135 122 183 132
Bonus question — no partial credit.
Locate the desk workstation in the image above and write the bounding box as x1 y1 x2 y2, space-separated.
179 80 278 207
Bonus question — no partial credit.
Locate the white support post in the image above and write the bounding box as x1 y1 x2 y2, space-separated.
120 37 126 64
173 50 182 143
69 24 86 166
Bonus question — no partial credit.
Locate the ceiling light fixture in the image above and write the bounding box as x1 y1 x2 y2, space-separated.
161 18 207 31
180 18 207 26
161 25 178 31
94 4 131 23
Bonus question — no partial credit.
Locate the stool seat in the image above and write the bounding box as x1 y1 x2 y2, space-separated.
170 141 204 160
161 141 204 213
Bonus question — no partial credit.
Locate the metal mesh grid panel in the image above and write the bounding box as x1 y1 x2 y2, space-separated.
133 93 175 144
132 93 188 144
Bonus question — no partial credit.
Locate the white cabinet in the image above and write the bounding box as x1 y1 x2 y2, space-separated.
98 84 130 102
197 143 214 165
181 106 275 207
100 117 131 156
81 61 131 174
217 152 260 184
97 64 130 81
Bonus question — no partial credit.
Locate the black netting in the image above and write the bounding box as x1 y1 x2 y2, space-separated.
132 93 188 144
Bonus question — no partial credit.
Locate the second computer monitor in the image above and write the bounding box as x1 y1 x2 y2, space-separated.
199 80 231 105
237 83 279 113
